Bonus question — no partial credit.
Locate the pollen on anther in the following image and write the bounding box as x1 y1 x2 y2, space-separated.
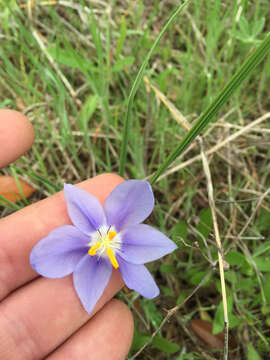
88 242 101 256
106 248 119 269
108 231 117 241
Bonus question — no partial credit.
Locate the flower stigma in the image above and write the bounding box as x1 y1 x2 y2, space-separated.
88 225 121 269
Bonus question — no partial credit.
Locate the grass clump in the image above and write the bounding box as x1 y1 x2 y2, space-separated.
1 1 270 359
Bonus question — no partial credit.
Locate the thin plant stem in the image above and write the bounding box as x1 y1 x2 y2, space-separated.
128 267 214 360
199 137 229 360
119 0 192 176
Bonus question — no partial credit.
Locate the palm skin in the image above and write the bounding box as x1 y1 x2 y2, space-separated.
0 109 134 360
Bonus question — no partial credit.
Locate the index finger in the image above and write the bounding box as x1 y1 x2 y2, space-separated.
0 173 124 300
0 109 34 168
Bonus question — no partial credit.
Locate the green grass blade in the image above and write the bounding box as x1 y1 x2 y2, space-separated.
119 0 192 176
0 195 21 210
150 32 270 185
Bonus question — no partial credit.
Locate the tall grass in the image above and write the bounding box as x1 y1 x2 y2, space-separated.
0 1 270 359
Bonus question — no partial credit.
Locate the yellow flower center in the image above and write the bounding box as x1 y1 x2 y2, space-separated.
88 229 120 269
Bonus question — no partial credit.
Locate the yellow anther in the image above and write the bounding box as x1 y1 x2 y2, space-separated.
88 242 101 256
106 248 119 269
108 231 117 241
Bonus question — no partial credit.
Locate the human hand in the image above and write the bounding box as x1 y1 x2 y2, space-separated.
0 110 134 359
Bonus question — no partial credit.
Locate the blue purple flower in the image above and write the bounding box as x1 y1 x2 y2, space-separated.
30 180 177 314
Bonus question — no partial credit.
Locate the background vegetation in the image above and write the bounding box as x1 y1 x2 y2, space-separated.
0 0 270 358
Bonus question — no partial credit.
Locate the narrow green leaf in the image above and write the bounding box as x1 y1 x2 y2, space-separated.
131 332 180 355
239 17 250 36
253 18 265 37
256 208 270 232
197 208 212 244
115 17 127 59
160 263 177 274
113 56 135 72
150 32 270 184
213 295 239 334
247 344 261 360
131 331 150 352
171 220 188 245
263 275 270 304
47 46 89 69
0 195 21 210
160 285 174 296
151 336 180 354
119 0 192 176
140 299 163 329
190 270 212 286
78 95 99 148
10 166 28 204
253 257 270 272
226 250 246 266
253 241 270 257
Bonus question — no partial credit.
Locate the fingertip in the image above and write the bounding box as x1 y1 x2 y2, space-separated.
109 299 134 340
0 109 35 168
94 298 134 359
102 299 134 358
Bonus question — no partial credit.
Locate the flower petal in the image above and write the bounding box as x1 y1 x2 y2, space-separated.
119 224 177 264
64 184 106 234
30 225 88 278
117 257 159 299
73 255 112 314
105 180 154 231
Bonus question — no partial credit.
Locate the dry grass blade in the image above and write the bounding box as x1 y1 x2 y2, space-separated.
149 112 270 182
19 0 57 8
32 29 78 101
143 79 230 358
143 76 192 131
199 137 229 360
